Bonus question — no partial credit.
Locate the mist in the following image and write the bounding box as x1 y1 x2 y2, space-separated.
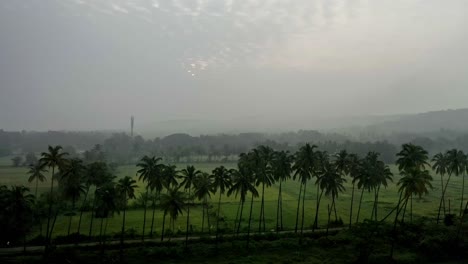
1 0 468 133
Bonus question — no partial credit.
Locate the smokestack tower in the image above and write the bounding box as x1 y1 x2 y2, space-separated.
131 116 134 137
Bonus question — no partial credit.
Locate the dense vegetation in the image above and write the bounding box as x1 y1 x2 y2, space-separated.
1 142 468 263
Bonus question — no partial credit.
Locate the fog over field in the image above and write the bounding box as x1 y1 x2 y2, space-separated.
1 0 468 133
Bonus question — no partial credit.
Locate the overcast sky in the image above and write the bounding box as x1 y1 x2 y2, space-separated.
1 0 468 132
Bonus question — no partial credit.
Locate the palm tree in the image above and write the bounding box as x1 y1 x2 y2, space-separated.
446 149 467 217
228 165 257 235
95 184 118 245
211 166 231 240
396 143 429 172
346 154 361 227
292 144 317 233
319 161 346 234
312 150 329 231
194 172 214 234
253 146 275 232
390 168 432 258
159 164 180 241
160 187 186 241
116 176 137 256
27 162 47 198
272 150 293 232
355 154 373 223
180 165 202 246
367 153 393 221
59 159 86 236
4 186 35 252
136 156 159 241
39 145 68 249
432 152 449 223
145 157 164 237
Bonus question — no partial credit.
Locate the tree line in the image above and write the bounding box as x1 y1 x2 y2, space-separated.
1 143 468 256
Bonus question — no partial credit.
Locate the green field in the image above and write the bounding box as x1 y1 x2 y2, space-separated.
0 156 465 240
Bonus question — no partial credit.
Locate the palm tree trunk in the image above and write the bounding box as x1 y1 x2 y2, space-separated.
149 191 157 237
326 200 333 236
206 197 211 235
300 180 307 236
67 215 72 236
355 188 365 223
313 188 324 231
437 173 453 224
276 180 282 232
201 198 206 234
45 166 55 248
161 212 166 242
294 183 303 233
185 189 191 249
247 193 254 248
48 209 59 243
334 198 338 222
216 192 223 241
280 188 284 230
35 177 39 198
258 181 265 233
460 173 465 217
390 192 405 259
234 199 241 234
99 217 104 244
401 197 409 224
410 194 413 223
141 189 148 241
77 186 90 235
237 199 245 236
349 182 355 228
88 194 97 237
120 194 126 256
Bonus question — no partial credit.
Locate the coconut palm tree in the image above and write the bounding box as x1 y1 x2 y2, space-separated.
390 168 433 258
368 154 393 221
60 158 86 236
95 183 118 245
116 176 137 256
446 149 467 217
228 165 257 235
194 172 214 234
312 150 329 231
319 161 346 234
432 152 449 223
160 187 186 241
4 186 35 251
355 154 374 223
39 145 69 249
136 156 159 241
346 154 361 227
211 166 231 240
180 165 202 246
27 162 47 198
396 143 429 171
272 150 293 231
145 157 164 237
253 146 275 232
292 144 317 233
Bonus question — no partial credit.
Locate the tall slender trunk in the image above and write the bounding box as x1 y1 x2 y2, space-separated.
201 197 206 233
437 173 453 224
313 188 324 230
280 189 284 230
149 190 157 237
247 193 254 248
460 173 465 217
48 209 59 243
185 188 191 248
120 194 127 256
234 200 241 234
141 189 148 241
216 192 223 240
349 182 355 228
374 185 381 221
77 187 90 235
300 180 307 235
161 212 166 242
326 199 334 236
45 166 55 249
258 181 265 233
236 199 245 235
410 194 413 223
355 188 365 223
35 178 39 198
88 194 97 237
276 181 282 232
390 192 405 259
294 183 303 233
334 198 338 222
67 215 73 236
99 217 104 244
206 197 211 235
401 197 409 224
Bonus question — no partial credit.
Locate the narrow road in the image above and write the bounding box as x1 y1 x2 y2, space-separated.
0 227 343 256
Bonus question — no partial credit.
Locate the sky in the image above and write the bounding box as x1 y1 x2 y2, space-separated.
1 0 468 132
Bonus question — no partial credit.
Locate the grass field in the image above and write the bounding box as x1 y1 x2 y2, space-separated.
0 156 466 240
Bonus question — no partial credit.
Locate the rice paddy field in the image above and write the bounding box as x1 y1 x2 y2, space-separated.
0 156 465 240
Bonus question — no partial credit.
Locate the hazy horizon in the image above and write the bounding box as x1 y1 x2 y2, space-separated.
1 0 468 132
